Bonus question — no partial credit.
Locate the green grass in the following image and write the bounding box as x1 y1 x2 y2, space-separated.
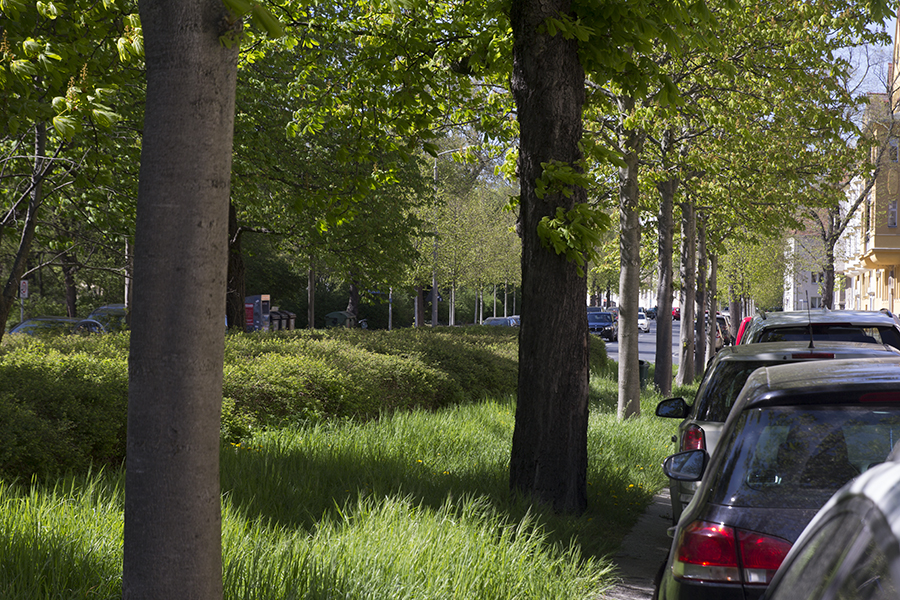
0 328 699 599
0 382 690 600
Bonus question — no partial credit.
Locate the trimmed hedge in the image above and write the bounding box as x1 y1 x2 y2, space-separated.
0 326 607 481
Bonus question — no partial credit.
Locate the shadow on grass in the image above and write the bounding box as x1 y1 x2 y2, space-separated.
220 427 652 560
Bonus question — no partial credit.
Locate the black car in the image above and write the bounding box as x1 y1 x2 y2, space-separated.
655 341 900 523
655 357 900 600
588 311 617 341
763 458 900 600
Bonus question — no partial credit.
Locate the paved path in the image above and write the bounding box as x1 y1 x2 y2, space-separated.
601 490 673 600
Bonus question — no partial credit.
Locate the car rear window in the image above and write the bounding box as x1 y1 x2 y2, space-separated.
694 361 779 421
755 324 900 349
710 405 900 509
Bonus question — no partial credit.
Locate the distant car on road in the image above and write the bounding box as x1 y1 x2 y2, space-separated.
87 304 128 332
482 316 518 327
638 311 650 333
655 340 900 522
9 316 106 336
588 311 617 341
673 307 681 320
656 356 900 600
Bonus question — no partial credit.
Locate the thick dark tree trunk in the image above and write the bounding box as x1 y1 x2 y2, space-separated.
123 0 238 596
617 99 644 420
675 201 696 386
654 177 676 396
226 202 245 329
509 0 589 514
414 284 425 327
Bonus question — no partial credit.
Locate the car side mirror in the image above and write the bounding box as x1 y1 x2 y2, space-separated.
655 397 690 419
663 450 708 482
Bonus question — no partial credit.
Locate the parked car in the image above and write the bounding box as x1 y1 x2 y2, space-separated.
9 316 106 336
655 341 900 522
588 311 617 341
673 307 681 320
715 314 733 345
655 357 900 600
87 303 128 331
762 458 900 600
482 316 518 327
735 316 753 344
741 309 900 350
638 312 651 333
647 306 658 319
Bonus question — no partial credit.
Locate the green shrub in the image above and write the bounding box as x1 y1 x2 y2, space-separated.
0 327 554 479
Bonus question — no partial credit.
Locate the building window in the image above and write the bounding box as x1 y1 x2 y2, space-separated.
891 138 900 162
811 297 822 308
890 200 898 228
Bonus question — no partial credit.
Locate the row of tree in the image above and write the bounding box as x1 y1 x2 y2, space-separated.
2 0 898 595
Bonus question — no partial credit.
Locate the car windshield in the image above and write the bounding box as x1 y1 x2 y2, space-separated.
588 313 613 324
693 360 782 421
756 324 900 349
710 405 900 510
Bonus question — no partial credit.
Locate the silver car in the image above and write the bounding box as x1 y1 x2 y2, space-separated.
655 340 900 522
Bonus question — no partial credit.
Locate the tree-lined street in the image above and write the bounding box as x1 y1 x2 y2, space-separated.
605 319 683 367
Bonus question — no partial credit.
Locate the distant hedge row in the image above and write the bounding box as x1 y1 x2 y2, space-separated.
0 326 607 481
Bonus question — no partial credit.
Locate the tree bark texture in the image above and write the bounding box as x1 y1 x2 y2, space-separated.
123 0 238 597
654 177 676 396
509 0 589 513
706 253 718 364
694 216 707 371
675 201 696 386
617 103 644 420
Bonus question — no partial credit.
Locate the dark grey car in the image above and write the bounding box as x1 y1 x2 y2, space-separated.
655 357 900 600
655 341 900 522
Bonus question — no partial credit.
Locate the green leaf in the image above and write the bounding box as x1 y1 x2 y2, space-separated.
52 115 78 140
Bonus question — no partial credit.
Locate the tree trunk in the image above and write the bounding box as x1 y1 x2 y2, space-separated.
122 0 238 597
226 201 245 329
509 0 589 514
0 123 48 342
346 280 360 317
694 215 707 371
62 251 78 318
654 177 676 396
675 200 696 386
706 253 718 365
617 97 644 419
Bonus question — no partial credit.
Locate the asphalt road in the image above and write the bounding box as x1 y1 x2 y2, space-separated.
604 319 683 366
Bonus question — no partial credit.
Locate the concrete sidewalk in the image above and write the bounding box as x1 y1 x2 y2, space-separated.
601 490 674 600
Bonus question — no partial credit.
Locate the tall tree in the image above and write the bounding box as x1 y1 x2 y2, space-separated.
122 0 242 596
509 0 590 513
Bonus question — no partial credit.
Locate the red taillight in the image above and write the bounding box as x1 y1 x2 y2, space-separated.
673 521 791 585
738 529 792 584
681 424 705 451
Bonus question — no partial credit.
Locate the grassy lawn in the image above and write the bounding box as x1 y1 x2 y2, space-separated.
0 329 694 599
